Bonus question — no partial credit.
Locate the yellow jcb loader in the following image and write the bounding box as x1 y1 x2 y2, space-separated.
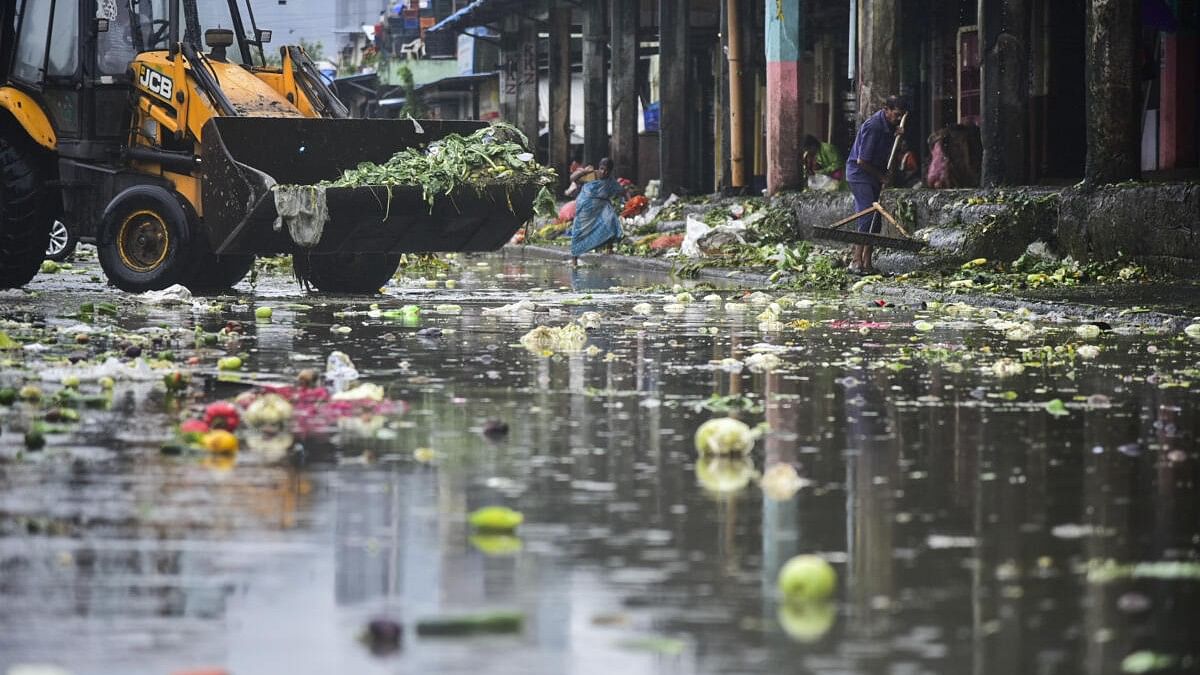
0 0 538 293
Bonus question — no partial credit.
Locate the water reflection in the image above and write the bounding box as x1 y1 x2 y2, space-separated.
1 252 1198 674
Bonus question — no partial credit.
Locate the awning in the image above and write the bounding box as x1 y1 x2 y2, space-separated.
427 0 527 34
415 72 498 94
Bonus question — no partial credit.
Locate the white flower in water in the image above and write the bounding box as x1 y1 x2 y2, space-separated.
1077 344 1101 360
631 302 654 315
991 358 1025 378
1075 324 1102 339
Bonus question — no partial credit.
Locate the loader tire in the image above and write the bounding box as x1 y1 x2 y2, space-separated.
0 136 54 289
98 186 196 293
187 249 255 293
292 252 401 294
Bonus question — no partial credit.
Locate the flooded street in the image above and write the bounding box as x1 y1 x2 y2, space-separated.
1 250 1198 675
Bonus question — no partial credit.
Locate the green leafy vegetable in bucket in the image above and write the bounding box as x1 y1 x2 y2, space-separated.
325 123 558 218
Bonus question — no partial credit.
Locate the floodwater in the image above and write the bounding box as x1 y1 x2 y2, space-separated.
1 249 1198 675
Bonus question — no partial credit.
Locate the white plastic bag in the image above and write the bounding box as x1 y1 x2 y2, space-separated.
682 215 712 258
807 174 838 192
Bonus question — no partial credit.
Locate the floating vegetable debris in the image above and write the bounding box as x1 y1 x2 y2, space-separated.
614 636 686 656
1086 560 1200 584
468 506 524 533
761 464 806 501
694 417 757 455
415 611 523 637
520 323 588 354
777 555 837 602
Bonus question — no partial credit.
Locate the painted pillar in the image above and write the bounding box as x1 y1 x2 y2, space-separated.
857 0 899 120
516 17 540 154
766 0 803 194
1160 32 1198 170
583 0 609 165
659 0 688 195
1084 0 1140 185
611 0 640 183
979 0 1030 186
549 7 574 190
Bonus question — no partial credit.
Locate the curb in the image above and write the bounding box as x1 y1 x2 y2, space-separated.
506 244 775 286
503 244 1193 329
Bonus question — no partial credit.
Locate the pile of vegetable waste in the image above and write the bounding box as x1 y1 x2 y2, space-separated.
326 122 557 215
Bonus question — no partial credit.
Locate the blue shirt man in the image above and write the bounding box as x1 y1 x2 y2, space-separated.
844 96 908 274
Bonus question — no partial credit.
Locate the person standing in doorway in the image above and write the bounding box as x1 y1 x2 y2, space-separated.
845 95 908 275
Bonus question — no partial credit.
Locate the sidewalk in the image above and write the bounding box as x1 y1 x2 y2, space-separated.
507 243 1199 330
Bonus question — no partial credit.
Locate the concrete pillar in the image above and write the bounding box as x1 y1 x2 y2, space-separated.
766 0 803 194
611 0 639 183
499 17 519 124
583 1 608 165
857 0 899 120
659 0 688 195
979 0 1030 186
1160 33 1198 170
1084 0 1140 185
549 7 573 189
516 17 540 153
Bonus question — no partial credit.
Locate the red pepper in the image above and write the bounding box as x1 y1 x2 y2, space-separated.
203 401 240 431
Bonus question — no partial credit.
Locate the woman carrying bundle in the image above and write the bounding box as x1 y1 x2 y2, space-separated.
569 158 629 265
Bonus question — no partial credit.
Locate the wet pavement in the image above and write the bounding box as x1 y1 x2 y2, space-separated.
1 249 1198 675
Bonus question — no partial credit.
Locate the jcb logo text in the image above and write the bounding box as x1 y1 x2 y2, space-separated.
140 66 174 101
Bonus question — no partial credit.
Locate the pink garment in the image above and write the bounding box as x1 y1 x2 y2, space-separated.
558 200 577 223
927 140 950 189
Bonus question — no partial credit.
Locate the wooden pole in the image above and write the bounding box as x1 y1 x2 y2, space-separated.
727 0 745 187
611 0 639 183
583 0 609 165
549 7 573 192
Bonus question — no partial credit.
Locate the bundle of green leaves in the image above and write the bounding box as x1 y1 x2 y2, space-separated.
326 123 557 215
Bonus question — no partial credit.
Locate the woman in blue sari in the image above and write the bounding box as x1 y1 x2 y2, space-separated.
570 158 627 265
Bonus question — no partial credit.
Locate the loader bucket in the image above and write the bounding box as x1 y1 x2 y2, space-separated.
199 117 541 255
